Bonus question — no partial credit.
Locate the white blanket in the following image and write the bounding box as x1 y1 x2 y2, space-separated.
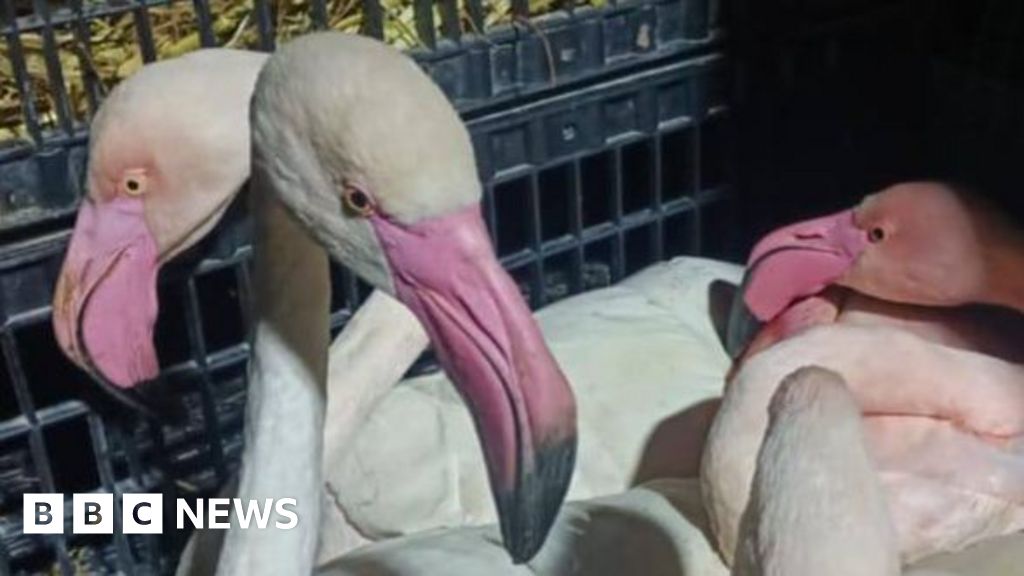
322 478 1024 575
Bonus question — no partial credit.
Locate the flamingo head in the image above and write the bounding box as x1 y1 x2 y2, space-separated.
250 33 577 563
51 49 266 411
726 182 1021 358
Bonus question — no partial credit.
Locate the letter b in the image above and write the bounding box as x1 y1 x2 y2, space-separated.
73 494 113 534
38 502 52 525
24 494 63 534
84 502 102 525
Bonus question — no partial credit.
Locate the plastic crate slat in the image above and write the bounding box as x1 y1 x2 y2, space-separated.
413 0 436 48
86 414 137 573
0 401 88 443
511 0 529 19
361 0 384 39
130 0 159 64
0 331 75 573
2 0 44 145
63 0 98 120
438 0 460 42
310 0 330 30
253 0 276 51
29 0 75 136
190 0 217 48
182 278 228 480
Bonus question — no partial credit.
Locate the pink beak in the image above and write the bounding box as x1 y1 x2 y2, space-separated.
53 197 161 402
372 204 577 563
743 209 869 321
726 209 869 358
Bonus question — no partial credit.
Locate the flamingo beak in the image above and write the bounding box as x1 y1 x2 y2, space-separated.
729 209 869 357
370 204 577 563
52 196 162 413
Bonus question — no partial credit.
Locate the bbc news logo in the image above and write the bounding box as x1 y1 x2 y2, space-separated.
24 494 298 534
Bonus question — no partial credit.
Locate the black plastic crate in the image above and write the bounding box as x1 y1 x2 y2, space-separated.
417 0 720 109
0 0 720 237
0 3 733 573
469 51 733 304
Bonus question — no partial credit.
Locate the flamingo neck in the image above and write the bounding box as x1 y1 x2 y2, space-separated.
317 291 429 560
732 368 900 576
216 183 330 576
321 291 427 464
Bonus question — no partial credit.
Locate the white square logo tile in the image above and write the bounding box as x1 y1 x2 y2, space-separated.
23 494 63 534
123 493 163 534
73 493 113 534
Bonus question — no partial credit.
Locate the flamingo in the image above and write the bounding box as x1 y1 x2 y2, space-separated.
703 182 1024 565
50 42 747 570
52 33 579 575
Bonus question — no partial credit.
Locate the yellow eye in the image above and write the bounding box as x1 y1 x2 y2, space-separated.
342 184 375 217
121 172 147 197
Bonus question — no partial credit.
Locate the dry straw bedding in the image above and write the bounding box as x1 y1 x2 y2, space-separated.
1 0 605 141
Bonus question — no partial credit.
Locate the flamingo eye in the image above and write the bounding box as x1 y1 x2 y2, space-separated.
342 184 376 217
868 227 886 243
121 172 148 197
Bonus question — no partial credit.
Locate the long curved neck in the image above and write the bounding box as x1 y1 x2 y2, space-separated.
217 181 330 576
732 373 900 576
317 291 429 559
322 292 427 468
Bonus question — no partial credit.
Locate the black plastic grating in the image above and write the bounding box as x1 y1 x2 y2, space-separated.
0 226 266 575
0 31 733 576
0 0 720 236
472 53 732 307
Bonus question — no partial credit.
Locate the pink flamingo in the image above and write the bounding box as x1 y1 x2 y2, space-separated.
704 183 1024 565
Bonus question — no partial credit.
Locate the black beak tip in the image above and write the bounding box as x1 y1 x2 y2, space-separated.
85 369 184 424
497 436 577 564
725 271 764 359
76 325 180 423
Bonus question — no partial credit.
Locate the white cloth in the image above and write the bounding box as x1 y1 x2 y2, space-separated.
321 479 728 576
321 478 1024 575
